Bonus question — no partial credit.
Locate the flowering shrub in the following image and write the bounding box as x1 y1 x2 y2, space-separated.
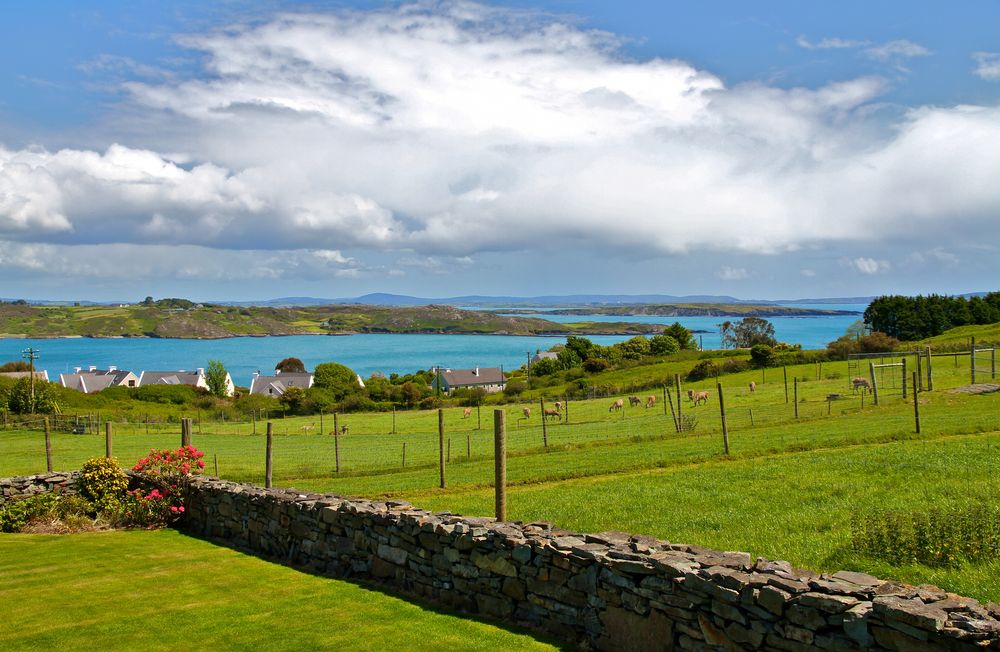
127 445 205 527
79 457 129 512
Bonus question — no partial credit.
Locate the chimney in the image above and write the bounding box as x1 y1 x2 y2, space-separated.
197 368 205 376
74 367 81 374
108 365 117 372
474 367 479 376
88 365 97 372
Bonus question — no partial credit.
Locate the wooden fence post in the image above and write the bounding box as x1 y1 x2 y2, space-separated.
718 382 729 455
181 418 192 447
539 398 548 447
913 372 921 434
674 374 682 431
666 385 679 433
439 408 446 489
44 416 53 472
494 409 507 522
265 422 273 489
902 358 908 400
971 336 977 384
402 442 406 468
333 413 339 437
320 411 324 434
214 453 219 477
105 422 113 458
793 377 799 419
870 362 879 406
334 430 341 474
916 352 923 392
926 346 933 391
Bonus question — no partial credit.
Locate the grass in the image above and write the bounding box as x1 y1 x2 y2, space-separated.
0 529 561 651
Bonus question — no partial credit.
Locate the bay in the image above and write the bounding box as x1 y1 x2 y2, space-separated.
0 304 865 386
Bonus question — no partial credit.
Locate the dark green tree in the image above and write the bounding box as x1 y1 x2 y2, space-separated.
731 317 777 348
275 357 307 373
205 360 230 398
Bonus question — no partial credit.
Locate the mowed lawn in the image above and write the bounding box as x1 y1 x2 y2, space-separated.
0 530 561 651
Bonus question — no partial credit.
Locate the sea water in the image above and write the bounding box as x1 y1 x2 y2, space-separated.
0 304 865 385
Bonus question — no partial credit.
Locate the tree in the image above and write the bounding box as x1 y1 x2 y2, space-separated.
730 317 777 348
205 360 230 398
278 385 305 412
564 336 597 361
399 381 423 406
663 323 696 349
275 357 306 373
7 378 55 414
614 336 651 360
649 334 679 356
0 361 30 372
314 362 360 400
749 344 776 368
719 321 735 349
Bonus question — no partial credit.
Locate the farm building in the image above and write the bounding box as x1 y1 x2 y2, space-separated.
139 368 234 397
59 366 138 393
532 350 559 363
432 367 506 394
249 371 314 397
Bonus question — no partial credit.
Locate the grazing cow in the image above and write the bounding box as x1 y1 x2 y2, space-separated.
645 395 656 408
301 425 313 434
628 395 642 407
463 407 472 418
688 390 709 406
749 381 756 393
522 407 531 419
340 425 349 436
609 399 624 412
553 401 562 412
543 408 561 421
851 377 872 393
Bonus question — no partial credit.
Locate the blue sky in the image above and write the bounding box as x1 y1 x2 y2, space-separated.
1 1 999 301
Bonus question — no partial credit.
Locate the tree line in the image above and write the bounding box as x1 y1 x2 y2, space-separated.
864 293 1000 341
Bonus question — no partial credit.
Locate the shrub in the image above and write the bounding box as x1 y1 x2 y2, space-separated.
503 379 526 397
79 457 129 511
721 358 751 374
109 487 180 528
686 360 719 381
582 358 610 373
750 344 776 368
0 493 94 533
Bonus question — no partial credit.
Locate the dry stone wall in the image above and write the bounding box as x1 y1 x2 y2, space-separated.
180 476 1000 651
0 472 81 503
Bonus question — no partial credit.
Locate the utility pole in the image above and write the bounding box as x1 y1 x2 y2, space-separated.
22 348 40 412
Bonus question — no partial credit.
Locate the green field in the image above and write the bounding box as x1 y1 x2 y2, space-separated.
0 530 560 651
3 355 999 607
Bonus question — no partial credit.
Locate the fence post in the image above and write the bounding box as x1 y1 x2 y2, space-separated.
992 348 997 380
181 418 192 447
214 453 219 477
869 362 879 406
494 409 507 522
916 352 923 392
971 336 977 384
539 398 548 447
717 382 729 455
265 422 273 488
438 408 446 489
320 411 324 434
44 416 53 472
564 397 569 425
902 357 908 400
105 422 113 458
333 413 339 437
402 442 406 468
662 385 668 417
674 374 682 430
793 377 799 419
666 385 679 433
749 408 755 426
783 367 789 404
334 430 341 474
913 372 921 434
926 346 933 391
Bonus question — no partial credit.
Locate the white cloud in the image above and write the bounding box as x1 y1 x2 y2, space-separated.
865 39 930 61
0 2 997 285
796 36 868 50
973 52 1000 81
800 269 816 277
849 257 890 275
717 266 749 281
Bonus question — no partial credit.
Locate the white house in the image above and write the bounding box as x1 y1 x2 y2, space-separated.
59 366 139 393
249 371 314 397
138 368 234 397
431 367 506 395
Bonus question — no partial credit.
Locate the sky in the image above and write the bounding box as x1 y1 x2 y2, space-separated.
1 0 999 302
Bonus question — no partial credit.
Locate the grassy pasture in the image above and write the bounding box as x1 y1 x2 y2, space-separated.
0 530 559 651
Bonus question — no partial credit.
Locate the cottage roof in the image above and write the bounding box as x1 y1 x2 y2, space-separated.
249 372 313 395
139 371 203 386
439 367 505 387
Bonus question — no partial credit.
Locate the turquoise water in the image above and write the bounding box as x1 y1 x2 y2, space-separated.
0 304 865 385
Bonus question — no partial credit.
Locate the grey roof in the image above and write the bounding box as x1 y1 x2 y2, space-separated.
140 371 203 387
250 372 313 396
440 367 506 387
60 368 138 393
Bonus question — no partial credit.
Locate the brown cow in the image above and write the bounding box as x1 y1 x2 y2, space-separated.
553 401 562 412
543 408 561 421
645 395 656 408
463 407 472 418
851 377 872 393
628 395 642 407
749 381 756 393
522 407 531 419
609 399 624 412
688 390 709 406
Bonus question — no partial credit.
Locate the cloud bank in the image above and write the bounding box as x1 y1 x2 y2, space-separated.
1 2 999 287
